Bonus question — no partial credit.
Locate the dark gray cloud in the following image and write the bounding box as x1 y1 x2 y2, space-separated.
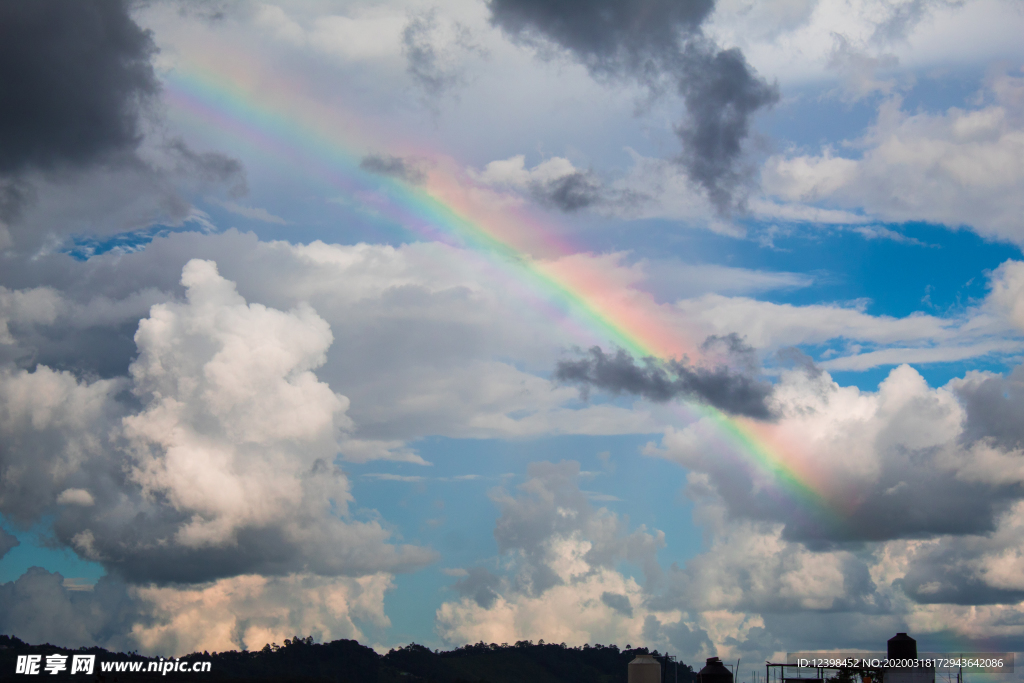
488 0 713 67
453 567 503 609
0 527 18 560
646 614 714 657
45 472 435 585
166 139 248 198
0 178 32 225
0 0 158 175
668 416 1020 548
0 568 140 651
673 42 779 212
783 470 1011 546
554 337 775 419
530 171 604 211
953 365 1024 451
360 154 428 185
9 320 146 381
0 2 246 253
600 591 633 617
897 541 1024 606
487 0 778 213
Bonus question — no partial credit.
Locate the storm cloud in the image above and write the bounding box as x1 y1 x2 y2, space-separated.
487 0 778 213
897 539 1024 606
0 527 17 560
0 0 158 174
0 0 249 253
554 336 776 419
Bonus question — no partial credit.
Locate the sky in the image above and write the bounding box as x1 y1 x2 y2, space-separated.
2 0 1024 672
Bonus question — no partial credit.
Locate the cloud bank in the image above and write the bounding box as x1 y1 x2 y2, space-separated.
0 258 434 652
763 70 1024 243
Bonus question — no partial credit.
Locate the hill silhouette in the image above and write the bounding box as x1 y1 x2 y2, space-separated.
0 634 695 682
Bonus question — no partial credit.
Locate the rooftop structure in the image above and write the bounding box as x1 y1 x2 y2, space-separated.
766 633 956 683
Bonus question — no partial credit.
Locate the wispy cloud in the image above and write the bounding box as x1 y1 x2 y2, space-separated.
208 198 289 225
361 473 426 482
361 473 483 482
853 225 935 247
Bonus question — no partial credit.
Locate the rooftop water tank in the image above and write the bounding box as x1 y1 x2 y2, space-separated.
888 633 917 661
628 653 662 683
699 657 734 683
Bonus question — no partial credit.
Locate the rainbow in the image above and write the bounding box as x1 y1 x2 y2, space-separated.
161 50 843 528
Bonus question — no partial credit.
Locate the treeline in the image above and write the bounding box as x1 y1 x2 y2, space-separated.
0 634 695 682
